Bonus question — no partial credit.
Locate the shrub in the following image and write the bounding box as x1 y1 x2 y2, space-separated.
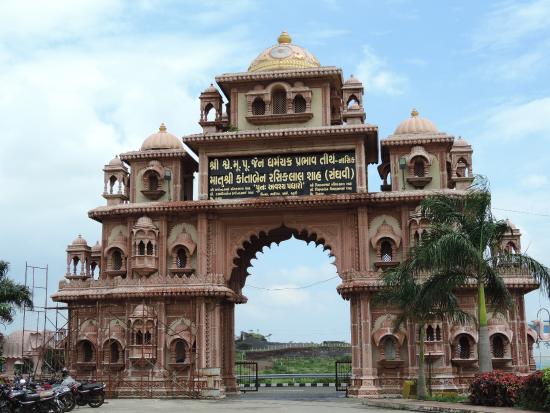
518 370 550 411
469 370 523 407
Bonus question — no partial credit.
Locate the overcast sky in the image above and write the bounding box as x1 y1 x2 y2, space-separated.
1 1 550 348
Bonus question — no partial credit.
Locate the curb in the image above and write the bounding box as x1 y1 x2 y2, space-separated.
361 400 499 413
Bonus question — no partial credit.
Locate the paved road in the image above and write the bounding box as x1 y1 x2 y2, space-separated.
93 388 396 412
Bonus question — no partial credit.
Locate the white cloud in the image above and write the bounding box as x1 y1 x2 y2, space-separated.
479 97 550 141
0 0 125 43
473 0 550 51
355 45 408 95
471 1 550 81
524 174 549 189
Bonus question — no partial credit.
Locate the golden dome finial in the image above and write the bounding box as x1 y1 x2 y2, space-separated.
278 31 291 44
411 108 419 117
159 122 167 132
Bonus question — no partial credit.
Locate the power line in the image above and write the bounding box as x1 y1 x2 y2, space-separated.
494 207 550 218
247 275 340 291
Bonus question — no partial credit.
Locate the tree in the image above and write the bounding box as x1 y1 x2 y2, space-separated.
0 261 33 326
376 262 470 399
411 177 550 372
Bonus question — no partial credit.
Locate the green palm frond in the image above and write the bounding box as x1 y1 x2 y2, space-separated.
0 261 33 324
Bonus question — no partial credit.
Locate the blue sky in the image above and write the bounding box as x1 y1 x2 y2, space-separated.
1 1 550 348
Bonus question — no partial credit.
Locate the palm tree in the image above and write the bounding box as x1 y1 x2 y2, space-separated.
376 263 470 399
411 177 550 372
0 261 33 326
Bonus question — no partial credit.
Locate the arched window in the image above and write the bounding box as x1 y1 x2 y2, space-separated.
252 98 266 115
347 95 359 109
109 175 117 194
458 336 471 359
505 242 517 253
135 330 143 345
175 340 186 363
91 262 98 277
176 248 187 268
380 240 392 262
383 337 396 360
435 325 441 341
112 250 122 271
146 241 154 256
414 159 425 177
414 231 420 245
144 330 152 344
82 341 93 362
492 335 505 358
205 103 216 121
138 241 145 255
148 173 159 191
72 257 79 275
272 89 287 114
110 341 120 363
426 325 434 341
293 95 306 113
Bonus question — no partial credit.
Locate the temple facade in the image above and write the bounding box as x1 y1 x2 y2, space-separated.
52 32 538 398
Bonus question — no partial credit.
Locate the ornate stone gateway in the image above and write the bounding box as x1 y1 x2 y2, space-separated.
53 32 538 398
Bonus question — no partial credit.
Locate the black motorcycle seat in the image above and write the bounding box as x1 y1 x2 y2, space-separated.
23 393 40 401
81 383 102 390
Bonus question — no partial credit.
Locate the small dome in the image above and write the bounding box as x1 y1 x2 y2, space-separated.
141 123 183 151
131 304 156 318
203 83 219 94
135 216 155 228
72 235 88 246
248 31 321 72
344 74 362 85
91 241 101 252
394 109 439 135
505 219 517 230
108 155 123 166
453 137 470 147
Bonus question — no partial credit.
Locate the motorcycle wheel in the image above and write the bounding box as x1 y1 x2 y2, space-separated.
61 394 76 412
87 393 104 408
48 400 63 413
75 394 87 407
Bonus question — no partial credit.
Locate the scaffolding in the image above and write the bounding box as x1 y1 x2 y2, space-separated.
20 262 68 378
20 262 206 396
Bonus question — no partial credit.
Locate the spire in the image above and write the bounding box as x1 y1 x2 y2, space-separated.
411 108 419 117
277 31 291 44
159 122 167 132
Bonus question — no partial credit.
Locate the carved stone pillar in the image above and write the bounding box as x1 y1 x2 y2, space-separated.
221 301 237 392
348 292 380 397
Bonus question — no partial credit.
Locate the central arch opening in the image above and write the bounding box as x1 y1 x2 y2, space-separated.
233 229 350 393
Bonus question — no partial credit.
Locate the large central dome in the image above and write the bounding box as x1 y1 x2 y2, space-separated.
248 31 321 72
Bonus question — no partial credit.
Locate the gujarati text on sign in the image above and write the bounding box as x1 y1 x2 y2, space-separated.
208 151 356 199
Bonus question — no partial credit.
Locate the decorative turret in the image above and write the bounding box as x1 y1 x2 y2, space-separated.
342 75 365 125
199 84 226 133
103 156 129 206
449 137 474 190
66 235 91 278
502 219 522 253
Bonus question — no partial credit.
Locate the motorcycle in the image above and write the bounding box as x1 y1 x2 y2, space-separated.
2 379 62 413
70 382 105 408
51 386 74 413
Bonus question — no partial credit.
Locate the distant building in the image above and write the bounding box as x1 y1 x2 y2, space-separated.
0 330 57 377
